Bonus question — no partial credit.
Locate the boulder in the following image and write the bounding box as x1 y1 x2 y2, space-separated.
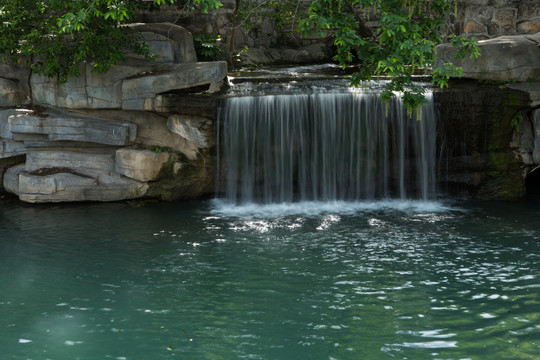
25 149 116 172
127 23 198 63
3 164 24 195
18 172 95 195
17 170 149 203
83 109 205 160
4 164 149 203
167 114 210 148
115 148 169 182
31 64 140 109
239 48 275 65
1 109 31 140
6 112 137 146
131 32 175 63
29 22 227 110
436 32 540 82
0 140 26 159
281 44 329 64
121 62 227 110
31 61 227 110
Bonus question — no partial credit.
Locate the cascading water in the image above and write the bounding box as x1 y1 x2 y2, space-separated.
217 84 437 205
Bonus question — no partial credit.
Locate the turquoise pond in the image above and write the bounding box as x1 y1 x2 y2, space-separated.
0 198 539 359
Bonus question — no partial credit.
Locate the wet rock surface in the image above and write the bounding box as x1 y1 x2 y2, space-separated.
434 80 537 200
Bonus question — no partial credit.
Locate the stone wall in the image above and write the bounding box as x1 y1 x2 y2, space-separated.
136 1 334 66
136 1 540 66
453 0 540 39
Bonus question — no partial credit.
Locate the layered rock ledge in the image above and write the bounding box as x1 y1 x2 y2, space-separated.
0 23 226 203
436 32 540 83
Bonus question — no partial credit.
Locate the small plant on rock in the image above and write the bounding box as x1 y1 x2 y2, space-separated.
194 34 223 61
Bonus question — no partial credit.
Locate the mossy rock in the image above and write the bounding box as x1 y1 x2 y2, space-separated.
475 151 526 200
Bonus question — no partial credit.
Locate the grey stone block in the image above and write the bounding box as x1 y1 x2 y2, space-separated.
19 172 60 195
7 113 137 146
167 114 210 148
3 164 25 195
30 64 139 109
7 166 149 203
130 32 175 63
127 23 198 63
115 148 169 182
1 109 31 140
121 62 227 110
18 170 149 203
436 33 540 82
0 140 27 158
25 149 116 172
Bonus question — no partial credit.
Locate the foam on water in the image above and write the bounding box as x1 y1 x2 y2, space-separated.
210 199 455 218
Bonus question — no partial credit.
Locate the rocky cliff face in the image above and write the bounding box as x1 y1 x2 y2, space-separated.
435 32 540 199
0 23 227 203
1 12 540 203
435 81 533 199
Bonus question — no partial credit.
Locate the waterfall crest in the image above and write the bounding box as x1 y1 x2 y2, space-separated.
217 88 437 204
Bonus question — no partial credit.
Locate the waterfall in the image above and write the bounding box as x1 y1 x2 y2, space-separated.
217 88 437 205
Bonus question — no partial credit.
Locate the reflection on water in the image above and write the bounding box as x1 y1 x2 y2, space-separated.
0 199 539 359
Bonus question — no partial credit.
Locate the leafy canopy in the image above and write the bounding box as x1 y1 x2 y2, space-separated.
0 0 222 82
297 0 479 111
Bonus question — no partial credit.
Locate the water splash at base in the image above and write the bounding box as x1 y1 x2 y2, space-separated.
217 87 438 205
210 199 454 218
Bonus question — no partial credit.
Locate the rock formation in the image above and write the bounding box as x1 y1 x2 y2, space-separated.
0 23 226 203
435 32 540 199
436 32 540 83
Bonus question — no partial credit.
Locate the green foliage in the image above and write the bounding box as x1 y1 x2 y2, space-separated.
2 0 480 114
149 145 163 153
194 34 223 61
510 112 523 133
448 33 480 59
432 62 463 89
0 0 222 82
235 0 309 33
296 0 480 112
229 0 479 112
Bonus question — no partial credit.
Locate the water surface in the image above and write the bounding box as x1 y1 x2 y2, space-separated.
1 199 539 359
